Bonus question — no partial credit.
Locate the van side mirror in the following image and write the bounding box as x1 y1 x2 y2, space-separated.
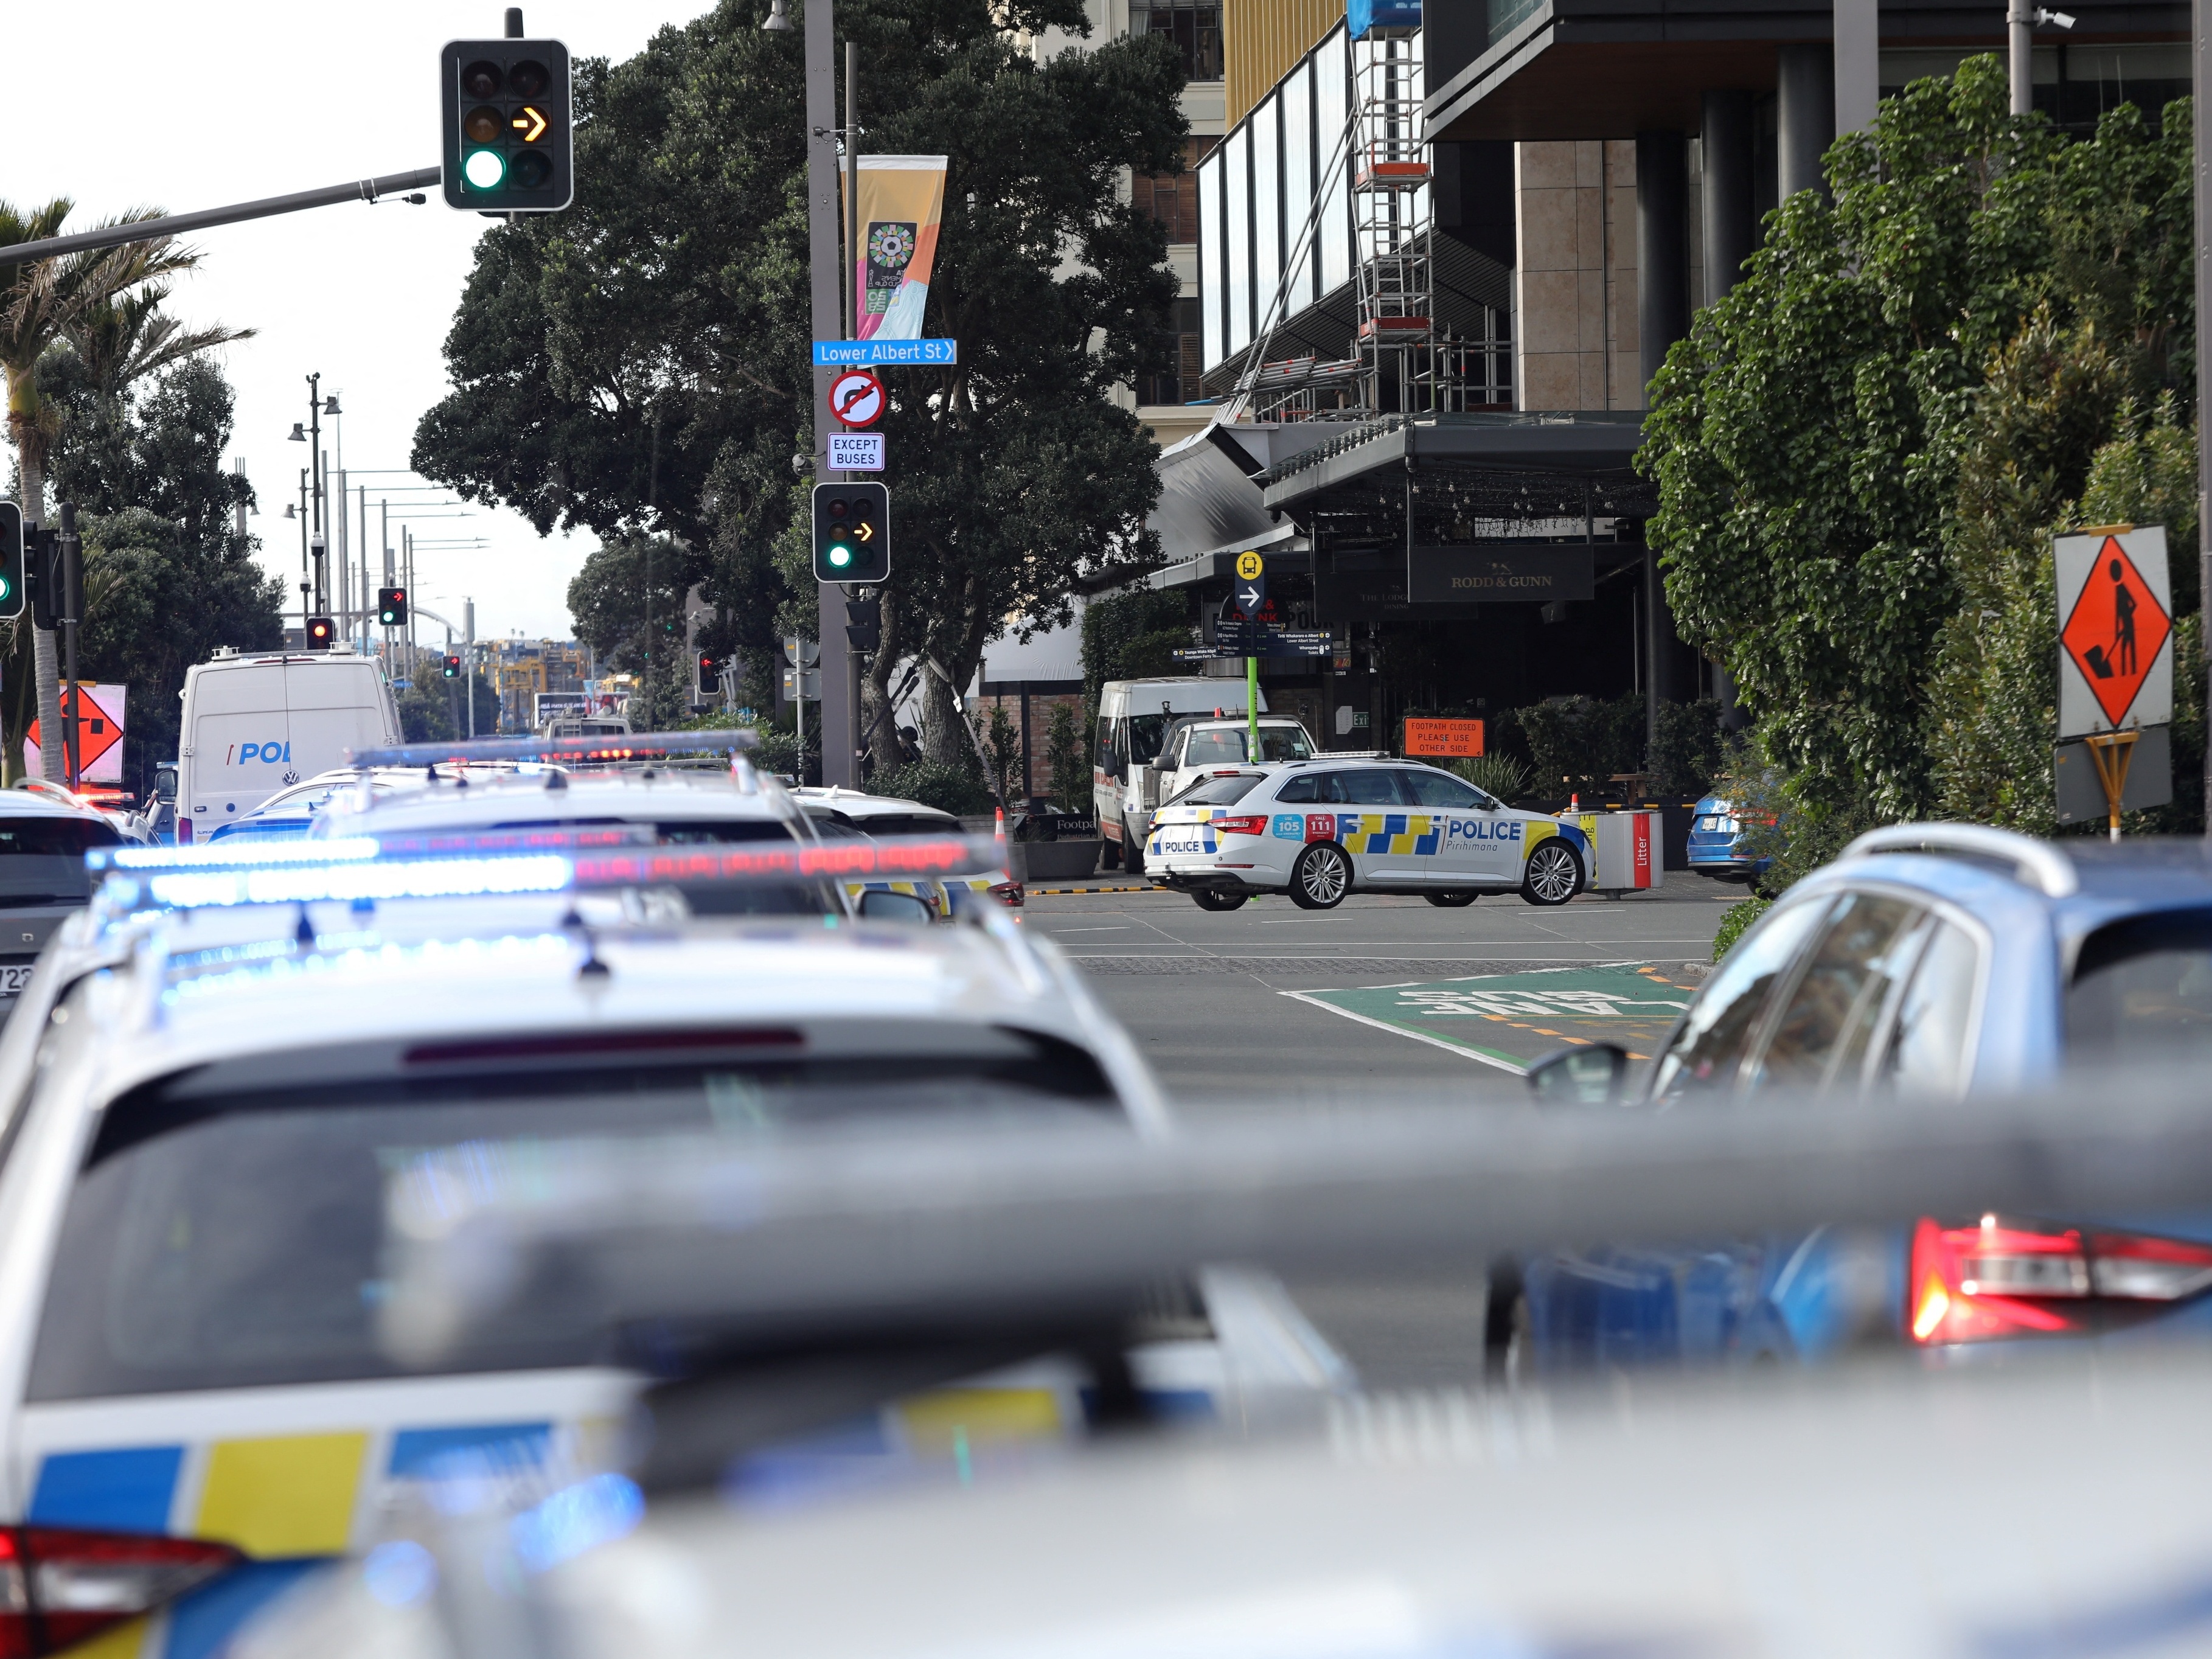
1526 1043 1630 1106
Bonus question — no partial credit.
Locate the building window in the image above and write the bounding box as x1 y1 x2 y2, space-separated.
1140 299 1204 406
1132 2 1223 84
1133 137 1219 243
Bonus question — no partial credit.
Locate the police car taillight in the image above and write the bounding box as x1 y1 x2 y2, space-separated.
1212 815 1270 836
0 1525 240 1655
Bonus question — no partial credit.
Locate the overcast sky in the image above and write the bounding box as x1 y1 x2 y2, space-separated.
9 0 712 644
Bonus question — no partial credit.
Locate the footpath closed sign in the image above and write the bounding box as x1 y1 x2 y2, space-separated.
1405 717 1485 757
2056 525 2172 738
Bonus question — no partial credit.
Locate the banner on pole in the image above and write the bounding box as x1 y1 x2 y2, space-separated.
846 156 947 342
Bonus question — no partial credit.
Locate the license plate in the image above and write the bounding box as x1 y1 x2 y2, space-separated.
0 964 33 996
1153 837 1208 855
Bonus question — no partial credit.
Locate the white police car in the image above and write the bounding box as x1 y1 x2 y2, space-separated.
0 835 1338 1657
1145 759 1588 911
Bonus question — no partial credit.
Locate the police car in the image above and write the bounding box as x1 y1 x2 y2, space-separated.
1144 759 1588 911
0 834 1338 1657
792 787 1018 915
0 788 129 1018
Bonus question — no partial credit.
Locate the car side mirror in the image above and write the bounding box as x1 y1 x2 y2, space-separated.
1526 1043 1630 1106
858 889 934 924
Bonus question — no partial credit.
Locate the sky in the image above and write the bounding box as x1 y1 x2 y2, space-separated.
7 0 712 644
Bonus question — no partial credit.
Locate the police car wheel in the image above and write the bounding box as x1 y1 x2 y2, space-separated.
1192 889 1247 912
1424 892 1479 908
1290 843 1351 909
1520 842 1582 906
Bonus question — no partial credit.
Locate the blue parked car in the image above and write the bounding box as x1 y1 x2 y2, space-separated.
1500 823 2212 1374
1685 790 1771 880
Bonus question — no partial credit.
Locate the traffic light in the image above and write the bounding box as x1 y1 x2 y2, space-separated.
0 504 22 622
378 586 409 627
440 39 574 212
810 482 891 583
442 654 462 679
697 651 720 693
846 596 881 653
305 616 336 649
26 528 57 630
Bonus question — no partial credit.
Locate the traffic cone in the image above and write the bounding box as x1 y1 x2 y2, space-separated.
995 805 1006 852
1570 792 1579 812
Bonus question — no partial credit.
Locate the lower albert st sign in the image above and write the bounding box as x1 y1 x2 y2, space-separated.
1407 544 1595 605
813 339 958 367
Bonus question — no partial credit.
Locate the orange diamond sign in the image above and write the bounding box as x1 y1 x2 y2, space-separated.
2061 535 2171 728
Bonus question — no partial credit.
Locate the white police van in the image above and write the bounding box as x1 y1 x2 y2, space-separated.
176 648 400 843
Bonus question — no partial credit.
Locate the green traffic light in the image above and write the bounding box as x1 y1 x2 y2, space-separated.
463 148 507 190
828 543 855 569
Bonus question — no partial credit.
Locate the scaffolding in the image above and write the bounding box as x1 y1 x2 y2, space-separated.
1241 21 1512 422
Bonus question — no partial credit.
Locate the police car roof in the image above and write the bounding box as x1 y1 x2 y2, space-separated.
792 788 961 821
67 900 1146 1116
325 768 794 835
0 787 120 824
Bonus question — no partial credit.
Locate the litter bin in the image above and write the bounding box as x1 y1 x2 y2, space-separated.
1555 810 1664 897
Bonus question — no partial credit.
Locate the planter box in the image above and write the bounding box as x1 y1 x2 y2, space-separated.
1018 839 1101 882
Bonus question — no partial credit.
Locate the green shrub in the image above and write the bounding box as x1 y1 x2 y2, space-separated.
1044 701 1090 811
1450 753 1531 802
1712 895 1772 962
869 757 995 816
1511 693 1646 800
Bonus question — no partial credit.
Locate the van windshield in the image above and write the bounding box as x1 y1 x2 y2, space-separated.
1127 714 1171 766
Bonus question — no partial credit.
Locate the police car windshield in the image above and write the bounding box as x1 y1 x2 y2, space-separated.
1166 773 1262 807
28 1025 1122 1399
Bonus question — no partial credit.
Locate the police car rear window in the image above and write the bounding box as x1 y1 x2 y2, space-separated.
0 816 119 906
1165 773 1261 807
28 1026 1122 1399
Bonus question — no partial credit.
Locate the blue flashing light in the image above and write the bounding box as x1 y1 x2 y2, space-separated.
509 1475 645 1573
96 838 381 873
145 854 572 912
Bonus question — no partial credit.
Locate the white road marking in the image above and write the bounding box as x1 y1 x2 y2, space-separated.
1275 990 1529 1074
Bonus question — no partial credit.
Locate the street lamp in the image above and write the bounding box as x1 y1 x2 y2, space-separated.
287 423 307 442
763 0 793 30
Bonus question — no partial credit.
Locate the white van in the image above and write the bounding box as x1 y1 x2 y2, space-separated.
176 647 402 842
1093 676 1265 873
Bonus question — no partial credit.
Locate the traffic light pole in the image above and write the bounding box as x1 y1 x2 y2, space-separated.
806 0 857 787
57 506 80 793
0 169 443 266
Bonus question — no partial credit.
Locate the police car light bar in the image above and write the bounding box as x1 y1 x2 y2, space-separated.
89 835 1007 919
347 731 760 769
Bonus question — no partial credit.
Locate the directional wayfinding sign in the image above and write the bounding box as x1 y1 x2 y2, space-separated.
827 369 886 430
2057 525 2172 739
1233 549 1267 621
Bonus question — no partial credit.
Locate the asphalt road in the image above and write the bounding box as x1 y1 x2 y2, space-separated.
1024 876 1747 1386
1028 876 1741 1112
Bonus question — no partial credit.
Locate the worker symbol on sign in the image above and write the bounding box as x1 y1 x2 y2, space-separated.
2060 534 2171 727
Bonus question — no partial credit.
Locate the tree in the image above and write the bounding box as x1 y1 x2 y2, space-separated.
55 358 285 793
1643 61 2194 866
565 535 700 731
415 0 1185 770
0 202 214 780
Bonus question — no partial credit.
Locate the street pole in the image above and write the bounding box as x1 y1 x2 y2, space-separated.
297 470 310 642
2009 0 2032 115
57 504 80 793
844 38 868 779
466 598 478 738
1248 653 1259 758
2197 0 2211 833
307 375 324 613
806 0 855 786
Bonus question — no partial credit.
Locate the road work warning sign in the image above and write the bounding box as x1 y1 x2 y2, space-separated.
2057 526 2172 738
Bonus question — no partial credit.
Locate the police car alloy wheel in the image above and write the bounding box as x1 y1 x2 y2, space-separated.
1521 841 1581 906
1192 889 1247 912
1424 891 1478 908
1291 843 1351 909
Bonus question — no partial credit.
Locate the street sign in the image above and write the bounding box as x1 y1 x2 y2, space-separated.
2057 526 2172 737
2056 725 2172 822
1233 549 1267 622
783 636 821 668
782 667 823 700
829 432 885 471
25 683 125 784
827 369 886 430
1405 717 1486 757
813 339 958 367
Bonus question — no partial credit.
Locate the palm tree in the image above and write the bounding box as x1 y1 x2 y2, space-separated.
0 200 208 779
65 283 252 405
